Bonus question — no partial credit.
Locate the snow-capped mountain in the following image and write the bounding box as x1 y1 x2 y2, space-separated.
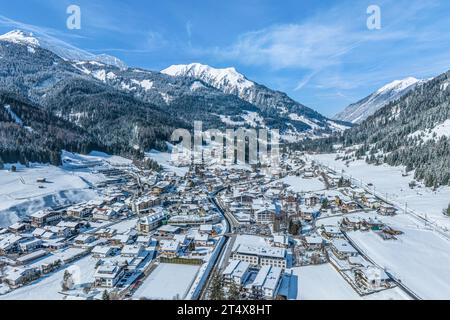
162 63 254 98
162 63 350 137
334 77 426 124
332 70 450 187
0 30 40 47
0 29 349 150
0 30 126 69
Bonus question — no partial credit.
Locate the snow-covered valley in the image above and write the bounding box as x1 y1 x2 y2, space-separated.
311 153 450 230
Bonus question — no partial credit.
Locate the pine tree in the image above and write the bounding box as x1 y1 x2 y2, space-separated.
61 270 73 291
209 272 225 300
102 290 110 300
444 203 450 217
321 198 329 209
288 219 300 235
227 281 240 300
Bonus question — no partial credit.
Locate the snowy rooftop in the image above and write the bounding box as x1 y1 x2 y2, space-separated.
159 239 180 252
332 239 358 254
235 244 286 259
252 265 283 292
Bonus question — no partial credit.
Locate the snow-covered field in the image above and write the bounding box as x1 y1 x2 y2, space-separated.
290 263 410 300
133 263 200 300
0 164 102 227
232 234 269 251
281 176 325 193
290 264 360 300
0 151 135 228
146 150 188 177
319 210 450 299
307 153 450 299
348 216 450 299
311 153 450 229
62 150 132 169
0 255 96 300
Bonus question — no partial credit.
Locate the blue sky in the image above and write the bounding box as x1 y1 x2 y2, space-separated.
1 0 450 116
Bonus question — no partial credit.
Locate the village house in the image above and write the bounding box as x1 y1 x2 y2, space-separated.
137 212 166 234
42 238 67 251
331 239 359 260
44 225 72 239
91 245 116 258
66 205 93 220
159 239 180 258
168 213 222 226
299 206 321 222
8 222 31 234
32 228 46 239
94 263 125 288
92 208 119 221
121 244 145 258
302 236 324 251
151 181 172 195
74 234 97 246
304 194 320 207
18 238 43 253
136 235 156 247
3 267 40 289
377 205 397 216
110 233 135 246
335 195 360 212
156 225 181 237
0 234 22 255
321 226 343 239
361 217 385 231
38 257 62 274
252 199 276 224
354 266 391 290
30 210 62 227
131 195 161 214
271 235 290 248
233 244 287 269
363 196 381 209
255 208 276 224
251 265 284 300
56 221 86 235
232 192 257 205
16 249 48 265
223 260 251 286
341 216 363 231
193 233 210 247
199 224 215 236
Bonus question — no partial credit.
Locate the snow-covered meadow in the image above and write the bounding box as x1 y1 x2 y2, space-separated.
133 263 200 300
0 255 97 300
311 153 450 229
281 176 326 193
0 164 101 227
0 151 135 228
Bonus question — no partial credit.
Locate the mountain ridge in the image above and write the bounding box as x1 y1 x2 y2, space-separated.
0 30 127 69
334 77 427 124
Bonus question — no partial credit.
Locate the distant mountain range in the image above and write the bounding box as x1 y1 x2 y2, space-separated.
162 63 351 140
0 30 127 69
0 29 349 165
296 70 450 187
334 77 427 124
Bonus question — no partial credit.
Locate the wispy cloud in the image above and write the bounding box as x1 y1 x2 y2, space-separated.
186 21 192 39
0 14 86 40
191 0 448 96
